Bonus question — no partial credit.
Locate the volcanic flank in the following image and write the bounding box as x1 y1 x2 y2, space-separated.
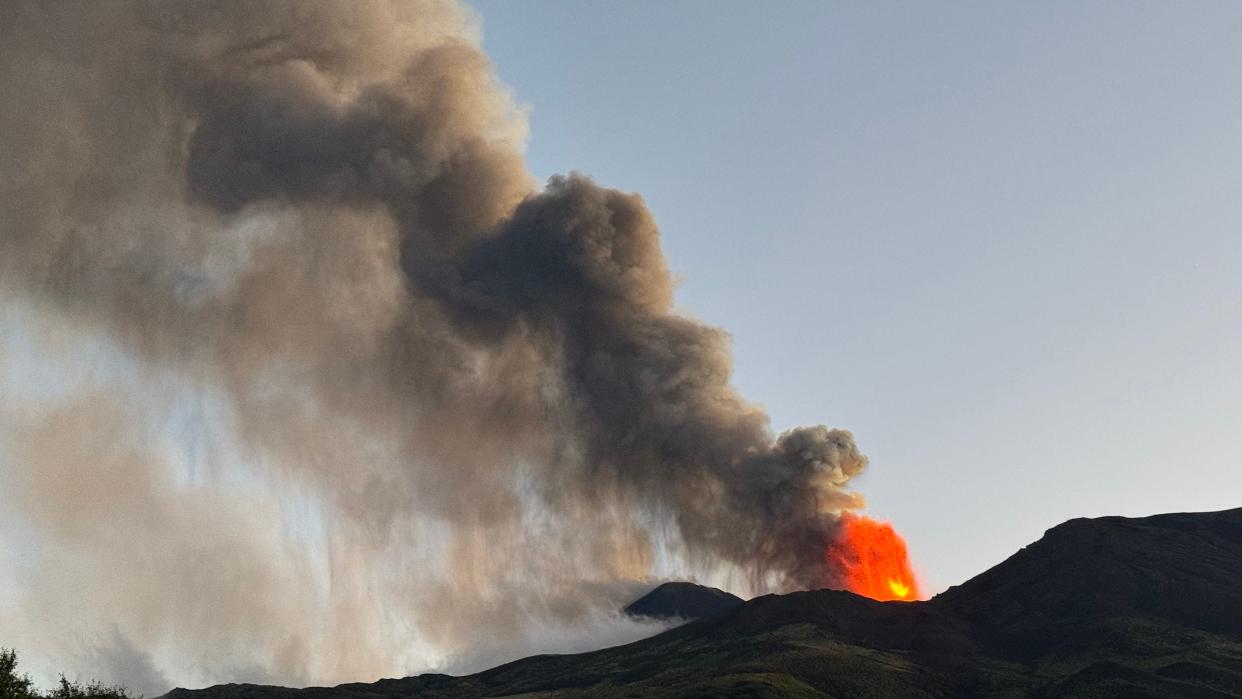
160 508 1242 698
0 0 917 684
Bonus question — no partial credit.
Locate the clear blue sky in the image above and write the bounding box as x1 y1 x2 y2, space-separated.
469 0 1242 593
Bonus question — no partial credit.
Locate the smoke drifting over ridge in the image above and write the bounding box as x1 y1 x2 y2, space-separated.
0 0 868 687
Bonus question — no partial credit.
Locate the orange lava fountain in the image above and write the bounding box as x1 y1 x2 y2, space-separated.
825 512 920 601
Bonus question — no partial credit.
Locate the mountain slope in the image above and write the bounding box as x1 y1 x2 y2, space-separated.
622 581 743 621
164 507 1242 698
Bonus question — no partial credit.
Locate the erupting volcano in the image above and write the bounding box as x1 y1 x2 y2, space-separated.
0 0 926 681
826 513 921 601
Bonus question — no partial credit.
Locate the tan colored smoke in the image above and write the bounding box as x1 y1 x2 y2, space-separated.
0 0 867 689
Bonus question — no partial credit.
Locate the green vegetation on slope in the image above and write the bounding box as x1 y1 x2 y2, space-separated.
6 508 1234 698
160 508 1242 697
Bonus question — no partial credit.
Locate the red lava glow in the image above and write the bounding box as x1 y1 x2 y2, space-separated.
825 512 921 601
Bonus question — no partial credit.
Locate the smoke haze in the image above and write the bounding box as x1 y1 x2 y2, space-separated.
0 0 868 689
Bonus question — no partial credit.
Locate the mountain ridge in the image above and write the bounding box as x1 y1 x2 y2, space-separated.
163 507 1242 697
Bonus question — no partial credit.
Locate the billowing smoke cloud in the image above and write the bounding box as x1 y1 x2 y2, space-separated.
0 0 867 689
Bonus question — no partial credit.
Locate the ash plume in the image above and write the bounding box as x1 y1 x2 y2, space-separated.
0 0 868 687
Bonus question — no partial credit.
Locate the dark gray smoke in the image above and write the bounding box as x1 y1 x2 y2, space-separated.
0 0 868 687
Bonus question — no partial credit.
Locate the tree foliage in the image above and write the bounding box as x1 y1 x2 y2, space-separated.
0 650 132 699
